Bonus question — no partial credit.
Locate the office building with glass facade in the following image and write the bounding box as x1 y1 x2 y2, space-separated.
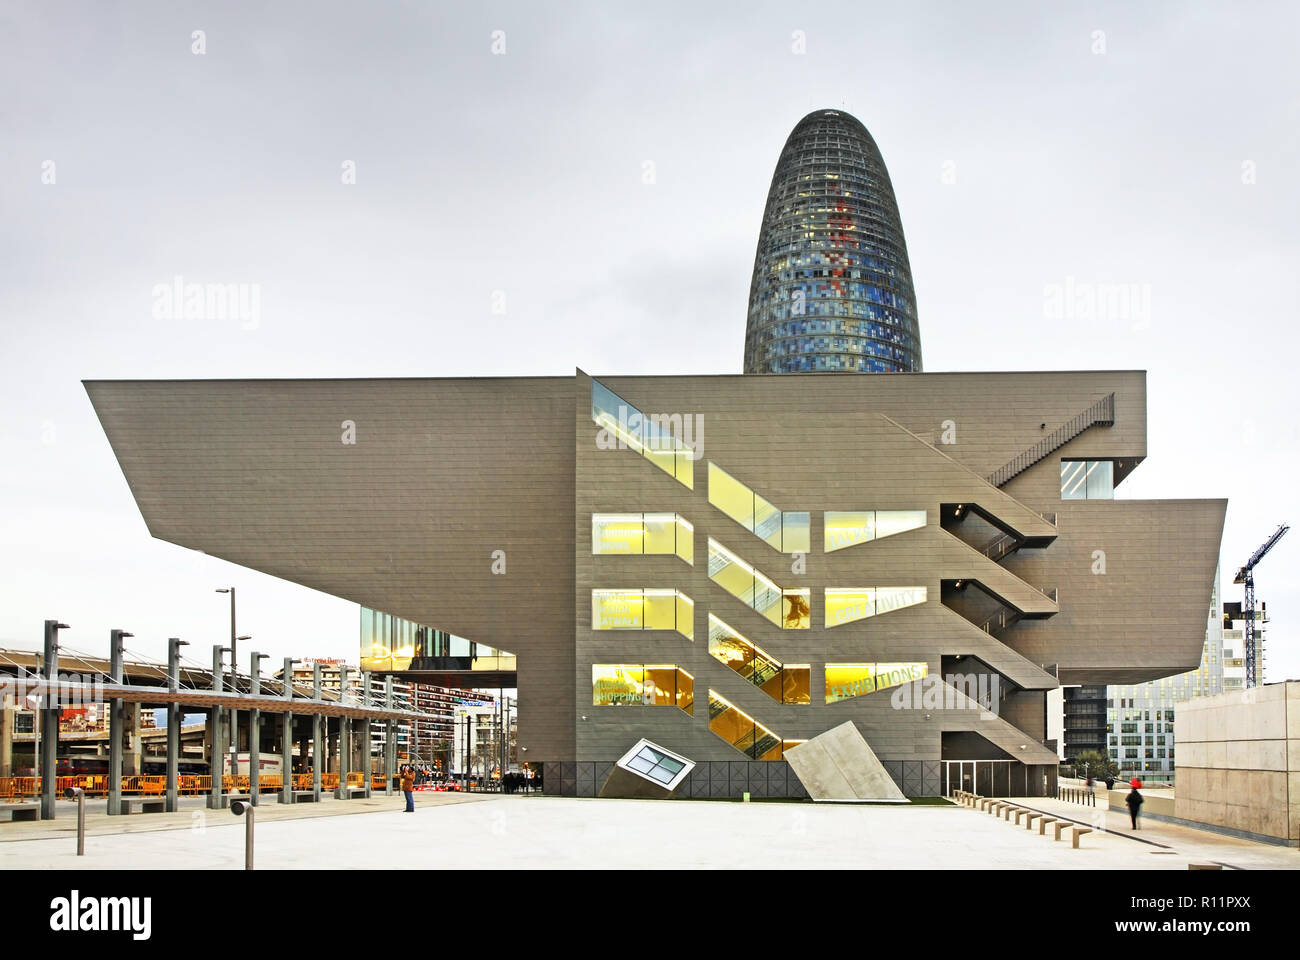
86 368 1224 797
744 109 923 375
1103 572 1224 783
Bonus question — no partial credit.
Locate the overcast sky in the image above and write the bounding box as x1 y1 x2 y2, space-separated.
1 1 1297 684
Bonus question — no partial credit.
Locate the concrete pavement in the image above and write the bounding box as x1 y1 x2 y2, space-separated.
4 794 1298 869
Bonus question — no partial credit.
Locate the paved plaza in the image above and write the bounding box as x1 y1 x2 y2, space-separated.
2 793 1298 870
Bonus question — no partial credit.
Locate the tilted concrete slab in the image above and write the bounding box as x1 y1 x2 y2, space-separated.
784 722 906 802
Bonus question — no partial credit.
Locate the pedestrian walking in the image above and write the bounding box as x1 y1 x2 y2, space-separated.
401 764 415 813
1125 779 1143 830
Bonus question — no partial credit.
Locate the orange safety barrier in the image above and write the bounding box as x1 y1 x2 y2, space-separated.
371 775 386 791
259 775 282 792
4 777 39 800
178 775 211 795
346 772 364 787
322 774 339 790
292 774 313 791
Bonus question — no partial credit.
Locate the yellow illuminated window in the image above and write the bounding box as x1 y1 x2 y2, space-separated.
783 589 811 629
874 662 929 693
824 510 926 552
643 665 678 706
676 668 695 714
708 462 808 553
592 514 644 555
644 590 677 631
591 589 693 639
675 591 695 640
825 588 876 627
876 510 927 540
675 515 695 564
709 462 754 531
592 664 694 714
643 513 676 554
592 665 644 705
825 586 925 626
825 662 928 703
592 513 693 565
591 379 693 489
708 539 809 629
825 512 875 552
875 586 927 615
707 690 788 760
592 590 644 630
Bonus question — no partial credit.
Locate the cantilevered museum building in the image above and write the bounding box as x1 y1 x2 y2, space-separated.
86 368 1224 798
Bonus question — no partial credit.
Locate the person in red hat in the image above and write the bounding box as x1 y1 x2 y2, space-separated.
1125 780 1143 830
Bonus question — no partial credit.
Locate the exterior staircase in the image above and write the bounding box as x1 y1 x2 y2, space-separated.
986 393 1115 488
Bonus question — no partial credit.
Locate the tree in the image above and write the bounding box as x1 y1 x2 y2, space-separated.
1070 749 1118 782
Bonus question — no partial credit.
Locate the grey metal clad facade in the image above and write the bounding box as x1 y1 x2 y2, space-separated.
87 369 1225 795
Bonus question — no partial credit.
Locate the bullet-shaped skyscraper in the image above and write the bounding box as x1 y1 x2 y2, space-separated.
744 109 923 374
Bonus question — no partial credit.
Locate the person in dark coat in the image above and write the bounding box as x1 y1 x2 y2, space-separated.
1125 784 1143 830
400 764 416 813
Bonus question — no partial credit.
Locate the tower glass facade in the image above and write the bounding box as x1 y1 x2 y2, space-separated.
744 109 922 374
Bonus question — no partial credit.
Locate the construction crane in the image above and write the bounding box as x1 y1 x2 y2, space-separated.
1233 523 1290 688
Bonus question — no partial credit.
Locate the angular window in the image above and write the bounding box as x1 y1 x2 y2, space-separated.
593 666 694 715
708 462 809 553
707 539 809 629
824 509 926 552
825 586 926 627
875 510 928 541
591 589 693 640
875 586 928 616
873 662 928 694
592 379 694 488
1061 460 1114 500
618 740 694 789
825 662 928 703
707 614 810 704
710 462 755 531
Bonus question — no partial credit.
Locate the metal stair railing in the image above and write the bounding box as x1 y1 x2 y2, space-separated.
987 393 1115 488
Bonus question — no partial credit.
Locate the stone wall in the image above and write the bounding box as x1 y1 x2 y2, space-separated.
1174 681 1299 846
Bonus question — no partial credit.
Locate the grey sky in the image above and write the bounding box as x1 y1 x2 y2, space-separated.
1 1 1297 681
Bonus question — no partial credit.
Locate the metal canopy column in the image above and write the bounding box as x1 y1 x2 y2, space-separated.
280 657 294 805
249 651 265 805
166 637 186 812
384 676 395 796
311 662 323 802
208 645 225 810
40 620 66 821
108 628 129 816
361 671 372 798
335 665 350 799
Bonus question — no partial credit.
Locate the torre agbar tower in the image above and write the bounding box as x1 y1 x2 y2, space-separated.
744 109 923 374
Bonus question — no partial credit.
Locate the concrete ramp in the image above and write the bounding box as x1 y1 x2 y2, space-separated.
784 722 907 802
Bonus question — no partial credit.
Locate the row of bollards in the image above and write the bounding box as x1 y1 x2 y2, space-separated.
62 788 254 869
1057 786 1097 806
